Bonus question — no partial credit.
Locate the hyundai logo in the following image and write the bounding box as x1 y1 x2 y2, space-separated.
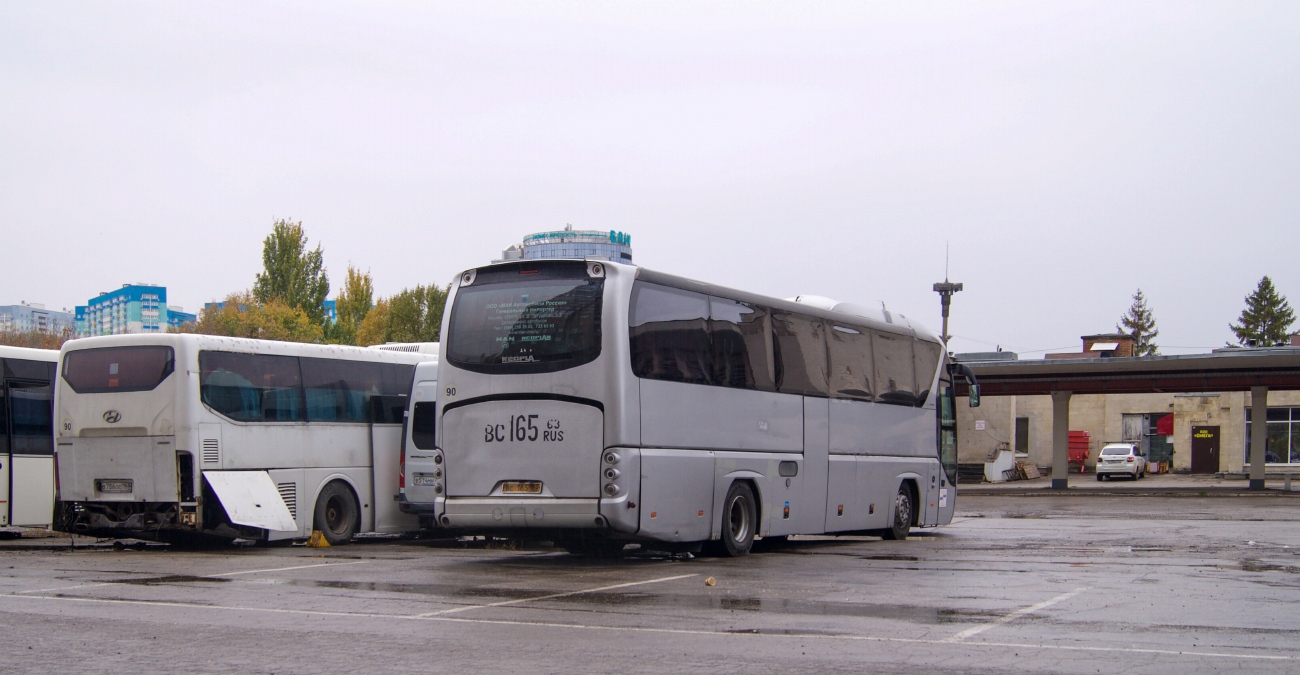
103 410 122 424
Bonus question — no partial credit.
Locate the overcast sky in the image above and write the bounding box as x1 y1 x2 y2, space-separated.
3 2 1298 355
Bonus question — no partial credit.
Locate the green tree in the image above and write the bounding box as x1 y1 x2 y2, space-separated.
325 265 374 345
355 284 448 346
252 219 330 326
1229 276 1295 347
1116 288 1159 356
185 292 324 343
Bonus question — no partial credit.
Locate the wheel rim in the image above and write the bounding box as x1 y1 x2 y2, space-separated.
728 495 751 544
895 490 911 528
324 495 349 534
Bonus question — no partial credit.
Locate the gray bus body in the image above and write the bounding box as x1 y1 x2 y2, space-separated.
400 260 959 551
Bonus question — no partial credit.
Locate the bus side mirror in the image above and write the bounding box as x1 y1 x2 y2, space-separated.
968 384 981 408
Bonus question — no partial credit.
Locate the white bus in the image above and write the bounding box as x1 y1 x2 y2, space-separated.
54 334 435 544
0 346 58 530
400 259 978 557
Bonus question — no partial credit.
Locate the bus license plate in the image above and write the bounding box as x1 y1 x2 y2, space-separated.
413 474 438 487
501 481 542 494
96 479 134 494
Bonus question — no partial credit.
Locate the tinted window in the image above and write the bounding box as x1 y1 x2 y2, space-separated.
411 401 437 450
828 325 874 401
913 339 942 405
447 264 603 373
199 352 304 422
873 331 916 406
710 297 775 391
62 346 175 394
629 282 713 385
299 359 412 424
5 382 53 455
772 312 828 396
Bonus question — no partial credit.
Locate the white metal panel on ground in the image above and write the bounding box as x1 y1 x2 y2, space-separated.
203 471 297 531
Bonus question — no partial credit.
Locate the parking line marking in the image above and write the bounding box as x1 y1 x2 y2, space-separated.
944 586 1089 642
0 591 1293 662
15 560 369 594
417 573 698 617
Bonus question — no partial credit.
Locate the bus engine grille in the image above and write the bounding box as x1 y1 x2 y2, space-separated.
277 482 297 520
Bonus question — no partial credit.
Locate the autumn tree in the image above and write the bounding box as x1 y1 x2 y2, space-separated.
1230 276 1295 347
355 284 448 346
325 265 374 345
1116 289 1159 356
0 327 75 349
185 292 324 343
252 219 330 326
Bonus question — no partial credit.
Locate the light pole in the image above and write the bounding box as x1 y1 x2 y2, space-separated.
933 279 963 345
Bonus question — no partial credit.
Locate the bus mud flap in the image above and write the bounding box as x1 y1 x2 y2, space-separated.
203 471 298 531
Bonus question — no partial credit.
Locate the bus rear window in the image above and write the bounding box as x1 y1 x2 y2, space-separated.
447 264 603 374
62 346 175 394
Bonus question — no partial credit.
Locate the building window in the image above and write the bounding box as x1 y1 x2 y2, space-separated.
1245 407 1300 465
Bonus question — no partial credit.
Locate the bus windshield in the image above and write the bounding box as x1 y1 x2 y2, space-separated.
447 265 603 373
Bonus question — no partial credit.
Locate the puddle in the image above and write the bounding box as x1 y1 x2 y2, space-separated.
114 575 232 585
1240 559 1300 574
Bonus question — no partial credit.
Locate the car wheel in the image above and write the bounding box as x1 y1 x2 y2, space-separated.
1097 473 1104 482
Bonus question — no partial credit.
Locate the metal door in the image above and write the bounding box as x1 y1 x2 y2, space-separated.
1191 426 1220 474
5 381 56 526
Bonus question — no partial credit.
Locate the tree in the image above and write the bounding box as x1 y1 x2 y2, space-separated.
354 284 448 346
0 327 75 349
1116 288 1159 356
185 292 324 343
325 265 374 345
1230 276 1295 347
252 219 330 326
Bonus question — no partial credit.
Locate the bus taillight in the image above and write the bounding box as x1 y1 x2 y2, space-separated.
399 450 406 489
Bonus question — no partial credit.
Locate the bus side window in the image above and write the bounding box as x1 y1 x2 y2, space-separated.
629 282 713 385
411 401 437 449
827 325 874 401
913 340 943 406
771 312 828 397
200 352 305 422
709 296 775 391
872 331 917 406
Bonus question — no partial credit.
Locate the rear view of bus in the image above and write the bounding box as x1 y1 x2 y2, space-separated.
56 334 432 543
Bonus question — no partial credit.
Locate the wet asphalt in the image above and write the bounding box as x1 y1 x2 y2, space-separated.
2 492 1298 674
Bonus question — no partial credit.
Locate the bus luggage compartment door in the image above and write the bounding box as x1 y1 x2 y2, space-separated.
638 449 715 543
442 399 604 498
202 471 297 532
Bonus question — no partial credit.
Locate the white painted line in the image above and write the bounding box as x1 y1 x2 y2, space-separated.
15 560 368 594
0 591 1294 662
209 560 371 577
417 573 698 617
944 586 1089 642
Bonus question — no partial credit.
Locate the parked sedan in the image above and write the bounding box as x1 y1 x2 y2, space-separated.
1096 443 1147 480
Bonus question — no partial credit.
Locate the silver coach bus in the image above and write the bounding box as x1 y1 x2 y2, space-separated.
55 334 434 544
400 259 976 556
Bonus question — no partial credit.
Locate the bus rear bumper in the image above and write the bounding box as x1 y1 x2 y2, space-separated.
441 498 604 529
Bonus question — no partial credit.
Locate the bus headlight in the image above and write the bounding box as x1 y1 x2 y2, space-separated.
603 483 621 496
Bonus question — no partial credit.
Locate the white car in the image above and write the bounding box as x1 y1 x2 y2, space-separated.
1096 443 1147 481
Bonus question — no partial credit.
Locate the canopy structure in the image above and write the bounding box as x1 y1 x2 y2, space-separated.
955 347 1300 490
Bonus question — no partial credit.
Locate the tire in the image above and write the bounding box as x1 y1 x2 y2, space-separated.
712 482 757 557
882 483 913 541
1097 473 1104 482
313 481 359 545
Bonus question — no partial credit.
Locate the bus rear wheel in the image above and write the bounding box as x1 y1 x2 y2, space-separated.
705 482 756 557
314 481 359 545
882 483 912 541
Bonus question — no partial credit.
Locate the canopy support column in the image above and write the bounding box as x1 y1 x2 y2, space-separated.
1250 385 1269 491
1051 391 1072 490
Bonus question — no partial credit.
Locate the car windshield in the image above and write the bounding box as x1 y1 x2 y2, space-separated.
1101 447 1132 456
